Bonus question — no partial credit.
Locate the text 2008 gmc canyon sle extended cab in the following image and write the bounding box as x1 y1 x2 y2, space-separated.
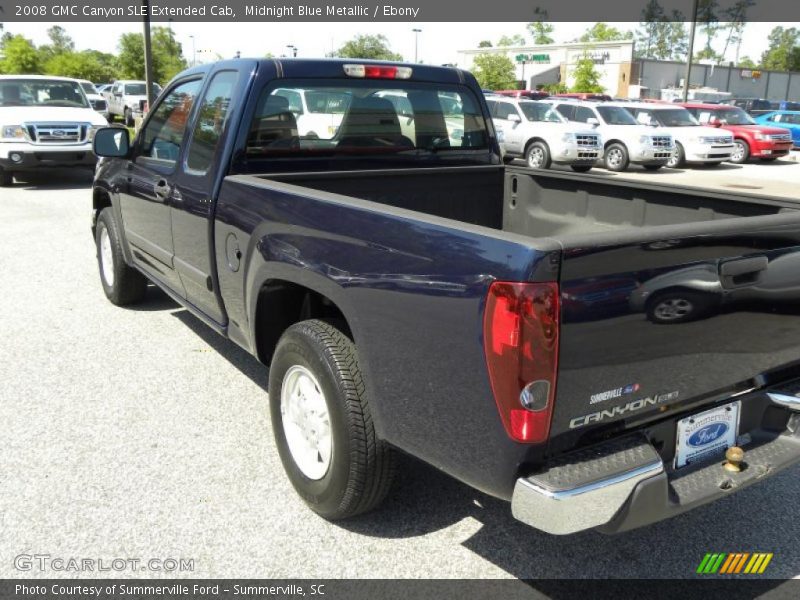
91 59 800 535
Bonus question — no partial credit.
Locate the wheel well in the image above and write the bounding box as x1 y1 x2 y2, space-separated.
604 139 624 149
524 137 547 153
93 189 112 233
254 280 350 365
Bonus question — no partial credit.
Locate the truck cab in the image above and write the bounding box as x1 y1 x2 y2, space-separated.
485 96 603 171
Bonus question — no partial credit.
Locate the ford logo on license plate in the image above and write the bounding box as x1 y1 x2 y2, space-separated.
688 423 729 447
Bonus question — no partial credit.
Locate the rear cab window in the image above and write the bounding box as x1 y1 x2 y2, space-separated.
243 79 490 165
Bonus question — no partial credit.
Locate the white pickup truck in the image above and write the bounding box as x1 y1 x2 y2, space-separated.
623 102 734 168
548 100 675 171
105 80 162 126
485 97 603 171
0 75 108 186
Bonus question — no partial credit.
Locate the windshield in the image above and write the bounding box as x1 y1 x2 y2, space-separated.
650 108 699 127
80 82 97 95
713 107 755 125
0 78 89 108
125 84 147 95
519 101 564 123
597 105 638 125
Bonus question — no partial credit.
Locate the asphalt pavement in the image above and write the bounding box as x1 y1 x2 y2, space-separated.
0 168 798 584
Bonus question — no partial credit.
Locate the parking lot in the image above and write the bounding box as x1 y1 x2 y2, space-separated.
1 167 799 585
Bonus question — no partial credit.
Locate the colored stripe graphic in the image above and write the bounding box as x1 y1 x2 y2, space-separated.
701 553 774 575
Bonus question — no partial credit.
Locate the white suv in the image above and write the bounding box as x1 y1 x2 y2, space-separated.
622 102 734 168
485 97 602 172
0 75 108 186
549 100 674 171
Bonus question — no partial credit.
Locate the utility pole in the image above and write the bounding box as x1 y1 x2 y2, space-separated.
682 0 699 102
412 28 422 63
142 0 156 109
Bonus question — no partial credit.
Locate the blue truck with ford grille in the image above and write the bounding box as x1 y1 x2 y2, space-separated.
91 58 800 534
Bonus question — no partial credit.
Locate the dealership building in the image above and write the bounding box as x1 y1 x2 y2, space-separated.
456 40 800 101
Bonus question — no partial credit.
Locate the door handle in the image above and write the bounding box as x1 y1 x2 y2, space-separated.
154 179 171 201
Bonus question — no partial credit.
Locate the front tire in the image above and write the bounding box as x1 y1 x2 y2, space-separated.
666 142 685 168
525 141 551 169
730 140 750 164
604 142 630 171
269 319 396 520
95 208 147 306
124 108 134 127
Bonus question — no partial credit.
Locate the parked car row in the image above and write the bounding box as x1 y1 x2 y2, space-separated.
485 91 796 172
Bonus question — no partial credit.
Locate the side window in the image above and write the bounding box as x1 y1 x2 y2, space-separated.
771 114 780 122
574 106 595 123
485 99 497 117
556 104 575 120
186 71 238 173
139 79 202 167
495 102 516 120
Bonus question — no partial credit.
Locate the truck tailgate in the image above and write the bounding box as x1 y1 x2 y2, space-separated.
550 215 800 453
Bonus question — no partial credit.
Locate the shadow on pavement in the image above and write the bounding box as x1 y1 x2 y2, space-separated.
13 168 94 190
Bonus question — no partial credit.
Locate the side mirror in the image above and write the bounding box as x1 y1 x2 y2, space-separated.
508 113 522 123
587 117 600 127
93 127 131 158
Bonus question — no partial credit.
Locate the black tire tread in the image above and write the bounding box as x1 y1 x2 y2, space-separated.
96 208 148 306
281 319 396 518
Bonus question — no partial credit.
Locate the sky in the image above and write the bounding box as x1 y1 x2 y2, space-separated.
1 21 791 67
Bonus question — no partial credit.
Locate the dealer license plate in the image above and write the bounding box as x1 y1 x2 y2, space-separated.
675 401 740 469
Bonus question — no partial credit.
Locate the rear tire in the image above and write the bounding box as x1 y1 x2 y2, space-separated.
269 319 396 520
525 141 551 169
603 142 629 171
95 208 148 306
666 142 685 168
0 167 13 187
124 108 134 127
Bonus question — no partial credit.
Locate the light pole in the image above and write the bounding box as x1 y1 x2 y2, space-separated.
286 44 298 58
682 0 699 102
412 28 422 63
189 35 196 67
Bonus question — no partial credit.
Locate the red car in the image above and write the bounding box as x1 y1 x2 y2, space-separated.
680 102 793 163
493 89 550 100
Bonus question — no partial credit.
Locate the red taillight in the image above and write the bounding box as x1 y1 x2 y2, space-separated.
483 281 559 443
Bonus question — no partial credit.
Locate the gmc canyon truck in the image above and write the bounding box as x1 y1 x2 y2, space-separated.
91 59 800 535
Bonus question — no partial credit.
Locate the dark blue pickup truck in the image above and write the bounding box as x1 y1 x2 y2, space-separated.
91 58 800 535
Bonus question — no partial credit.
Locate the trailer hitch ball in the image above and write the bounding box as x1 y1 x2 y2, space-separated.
723 446 745 473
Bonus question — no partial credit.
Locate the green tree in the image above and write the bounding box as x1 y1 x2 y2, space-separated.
527 22 554 45
497 34 526 47
40 25 75 60
571 54 604 93
332 34 402 61
478 40 493 48
0 34 42 74
578 23 633 43
44 50 118 82
760 27 800 72
635 0 688 61
737 56 758 68
472 53 517 90
117 27 188 83
540 82 567 94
